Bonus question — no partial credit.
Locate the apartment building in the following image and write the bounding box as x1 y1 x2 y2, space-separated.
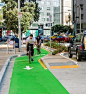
73 0 86 33
29 0 72 35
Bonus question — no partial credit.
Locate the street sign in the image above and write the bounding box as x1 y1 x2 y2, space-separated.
49 15 52 22
0 3 5 7
46 23 52 27
18 13 22 19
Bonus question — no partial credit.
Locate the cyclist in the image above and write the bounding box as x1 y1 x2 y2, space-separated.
26 34 35 61
36 36 41 53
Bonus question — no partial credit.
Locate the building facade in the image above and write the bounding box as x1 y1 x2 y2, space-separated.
61 0 72 26
29 0 72 36
30 0 61 36
73 0 86 33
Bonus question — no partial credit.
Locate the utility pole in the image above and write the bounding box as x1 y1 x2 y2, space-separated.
75 0 77 34
49 15 52 55
75 6 81 33
80 6 81 33
68 13 71 27
18 0 22 52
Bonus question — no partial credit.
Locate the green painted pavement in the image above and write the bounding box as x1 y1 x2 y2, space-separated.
9 49 69 94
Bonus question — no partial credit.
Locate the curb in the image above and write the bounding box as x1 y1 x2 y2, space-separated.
41 52 79 70
60 53 78 65
41 58 49 69
0 54 26 86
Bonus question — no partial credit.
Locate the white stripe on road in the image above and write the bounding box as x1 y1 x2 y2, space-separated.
60 53 78 65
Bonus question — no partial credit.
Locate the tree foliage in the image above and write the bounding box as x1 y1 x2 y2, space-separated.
21 2 35 33
34 2 40 21
3 1 35 34
51 24 73 35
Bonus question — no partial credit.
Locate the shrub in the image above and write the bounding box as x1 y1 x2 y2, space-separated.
64 47 68 52
52 50 58 55
44 42 68 54
57 48 63 53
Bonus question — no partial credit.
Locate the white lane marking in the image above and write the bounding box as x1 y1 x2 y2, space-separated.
60 53 78 65
41 54 46 55
35 54 46 56
23 66 33 70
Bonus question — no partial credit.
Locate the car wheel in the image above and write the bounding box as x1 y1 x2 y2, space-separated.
68 49 73 58
76 52 81 61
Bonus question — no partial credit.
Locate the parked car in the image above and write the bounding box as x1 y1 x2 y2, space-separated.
64 36 70 42
69 35 74 38
53 36 65 42
40 36 49 42
68 31 86 61
45 36 50 42
7 35 15 40
2 36 8 42
0 37 2 42
50 35 58 39
53 36 70 42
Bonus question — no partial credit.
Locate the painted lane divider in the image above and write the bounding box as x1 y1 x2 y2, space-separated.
23 66 33 70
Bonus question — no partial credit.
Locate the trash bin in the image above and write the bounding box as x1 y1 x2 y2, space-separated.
15 38 19 48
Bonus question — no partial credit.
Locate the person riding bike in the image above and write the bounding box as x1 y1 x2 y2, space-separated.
26 34 35 61
36 36 41 53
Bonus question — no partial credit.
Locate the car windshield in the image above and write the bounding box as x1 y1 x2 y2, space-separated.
58 36 63 38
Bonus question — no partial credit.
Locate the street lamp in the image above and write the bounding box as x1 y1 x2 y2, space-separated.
75 5 81 33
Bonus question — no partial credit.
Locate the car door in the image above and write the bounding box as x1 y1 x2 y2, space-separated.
71 35 82 54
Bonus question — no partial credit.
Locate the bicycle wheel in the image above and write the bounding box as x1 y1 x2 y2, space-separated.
29 53 31 64
37 46 40 54
28 46 31 64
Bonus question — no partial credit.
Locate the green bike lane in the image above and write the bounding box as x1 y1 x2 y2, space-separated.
9 49 69 94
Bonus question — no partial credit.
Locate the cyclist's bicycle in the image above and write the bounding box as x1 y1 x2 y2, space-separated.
28 46 31 64
37 44 40 54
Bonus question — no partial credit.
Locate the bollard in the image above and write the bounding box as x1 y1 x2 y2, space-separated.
7 41 9 54
13 41 16 54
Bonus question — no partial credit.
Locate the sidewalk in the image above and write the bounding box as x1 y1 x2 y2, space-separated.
0 46 26 71
42 53 86 94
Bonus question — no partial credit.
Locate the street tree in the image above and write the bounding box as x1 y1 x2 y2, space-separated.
3 1 35 35
51 24 73 35
2 0 40 22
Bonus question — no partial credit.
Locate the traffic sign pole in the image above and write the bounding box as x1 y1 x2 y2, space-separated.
18 0 22 52
49 15 52 55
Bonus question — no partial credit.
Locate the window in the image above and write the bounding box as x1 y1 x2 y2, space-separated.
77 24 83 29
47 7 50 10
47 13 50 16
80 4 83 10
47 18 49 21
32 23 38 27
81 14 84 19
77 24 80 29
83 24 86 29
40 7 43 10
40 12 44 16
42 18 45 21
